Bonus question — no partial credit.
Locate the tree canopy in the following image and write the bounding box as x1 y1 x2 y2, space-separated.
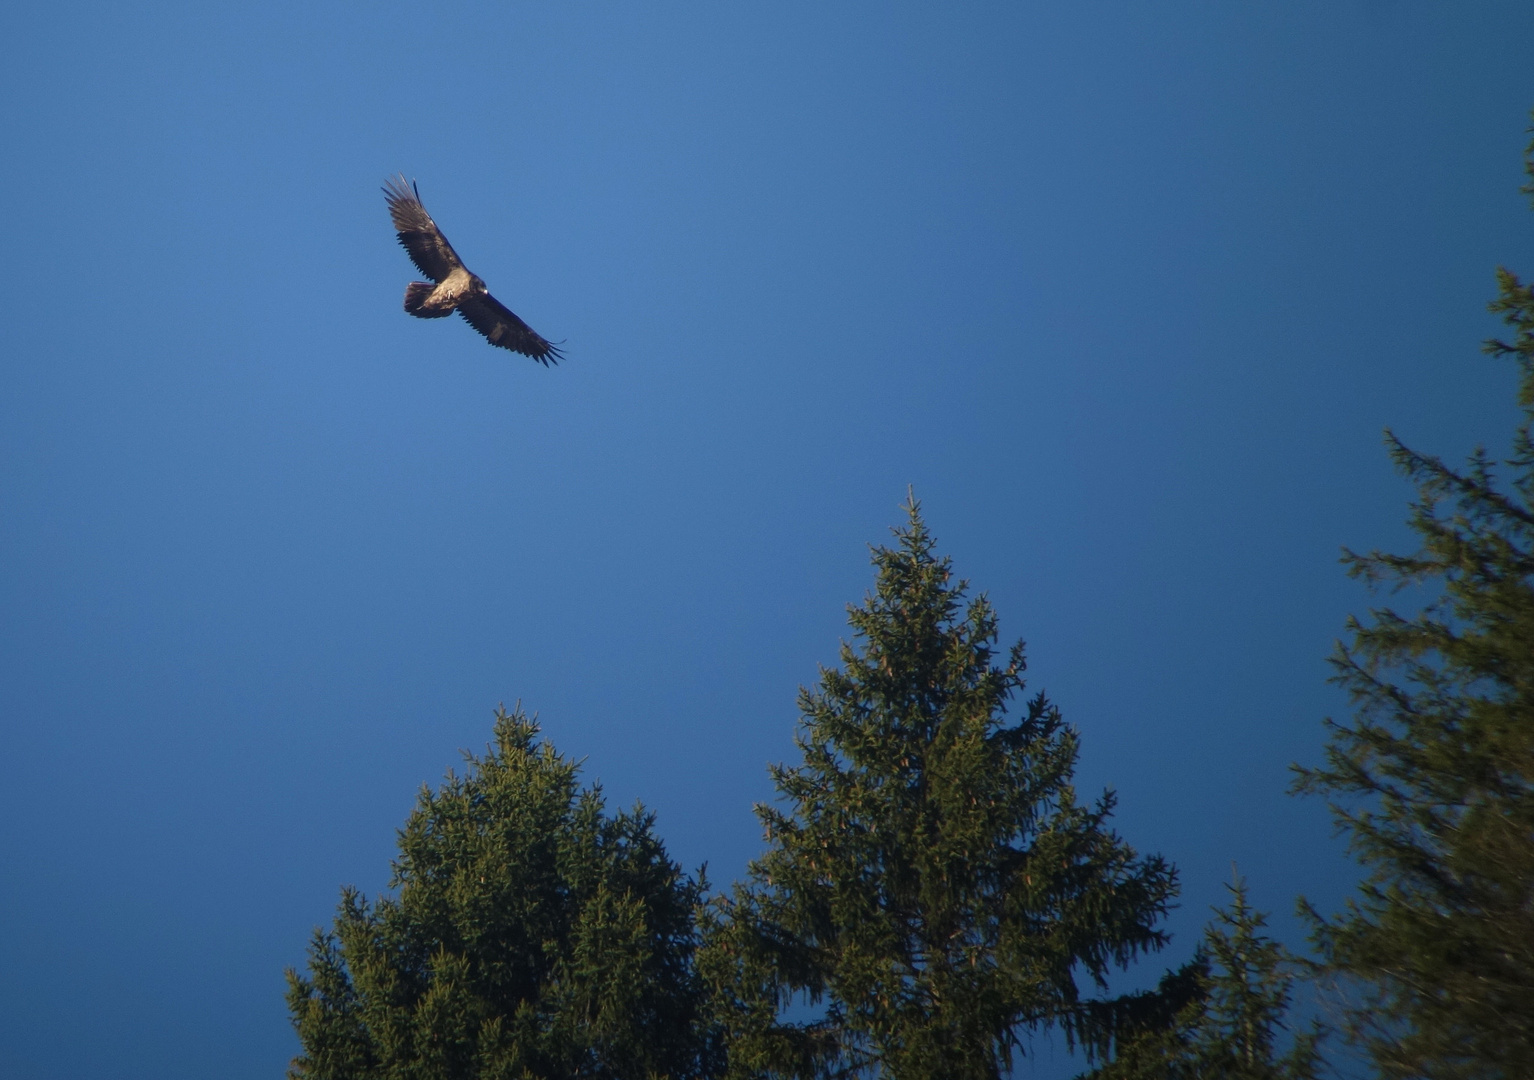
1291 119 1534 1078
1085 875 1322 1080
286 706 719 1080
699 500 1187 1080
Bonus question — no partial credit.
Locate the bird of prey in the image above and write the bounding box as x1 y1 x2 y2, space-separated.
382 175 563 364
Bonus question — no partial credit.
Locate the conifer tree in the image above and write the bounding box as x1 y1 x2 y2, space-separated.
699 500 1186 1080
1197 878 1322 1080
285 706 720 1080
1085 875 1322 1080
1290 118 1534 1079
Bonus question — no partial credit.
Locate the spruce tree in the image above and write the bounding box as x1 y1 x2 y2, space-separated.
285 706 720 1080
1290 118 1534 1079
1085 875 1322 1080
699 500 1185 1080
1196 878 1322 1080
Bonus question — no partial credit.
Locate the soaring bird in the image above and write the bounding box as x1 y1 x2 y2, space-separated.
382 175 563 364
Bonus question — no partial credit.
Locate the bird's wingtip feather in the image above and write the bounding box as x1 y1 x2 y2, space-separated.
382 173 418 204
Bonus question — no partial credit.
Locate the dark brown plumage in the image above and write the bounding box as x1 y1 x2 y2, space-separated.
382 175 563 364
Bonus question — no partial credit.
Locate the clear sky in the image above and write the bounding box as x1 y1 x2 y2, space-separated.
2 2 1532 1077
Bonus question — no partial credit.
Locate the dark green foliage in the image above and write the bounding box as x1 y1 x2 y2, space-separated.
285 706 719 1080
699 501 1182 1080
1085 875 1322 1080
1289 119 1534 1079
1197 880 1322 1080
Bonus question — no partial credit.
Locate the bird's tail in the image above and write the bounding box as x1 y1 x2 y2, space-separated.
403 281 452 318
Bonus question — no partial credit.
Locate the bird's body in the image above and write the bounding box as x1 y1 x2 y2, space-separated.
382 175 563 364
404 268 483 318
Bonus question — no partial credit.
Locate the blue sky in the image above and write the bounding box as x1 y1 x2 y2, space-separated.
2 2 1533 1077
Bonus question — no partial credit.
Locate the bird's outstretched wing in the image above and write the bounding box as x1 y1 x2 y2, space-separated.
458 294 564 365
382 175 463 282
